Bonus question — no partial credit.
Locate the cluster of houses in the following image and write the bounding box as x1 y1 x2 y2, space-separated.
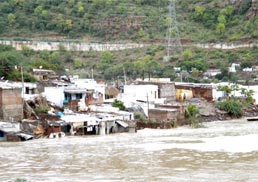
176 63 258 81
0 68 258 142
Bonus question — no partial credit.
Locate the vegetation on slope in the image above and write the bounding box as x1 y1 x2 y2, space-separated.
0 44 257 83
216 85 255 118
0 0 257 42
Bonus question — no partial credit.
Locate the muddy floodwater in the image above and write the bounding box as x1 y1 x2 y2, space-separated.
1 119 258 182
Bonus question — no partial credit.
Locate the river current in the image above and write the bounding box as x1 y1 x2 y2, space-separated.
1 119 258 182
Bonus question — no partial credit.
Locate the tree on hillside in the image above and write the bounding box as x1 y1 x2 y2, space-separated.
193 6 205 21
98 51 114 71
7 13 16 26
216 23 225 34
0 51 20 78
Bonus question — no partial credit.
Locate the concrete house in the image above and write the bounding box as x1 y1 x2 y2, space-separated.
204 69 221 77
228 63 240 73
136 78 176 102
32 68 58 81
175 83 224 102
44 86 104 110
63 87 88 110
123 84 159 102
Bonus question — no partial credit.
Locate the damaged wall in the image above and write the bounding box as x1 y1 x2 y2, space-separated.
148 108 179 123
175 85 214 101
136 81 176 102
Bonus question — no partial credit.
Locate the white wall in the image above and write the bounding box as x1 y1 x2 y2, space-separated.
215 83 258 102
212 88 225 101
73 79 105 100
44 87 64 107
123 85 158 102
0 40 145 51
233 85 258 102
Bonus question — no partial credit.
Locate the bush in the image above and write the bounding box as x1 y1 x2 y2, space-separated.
216 99 243 118
134 112 146 121
112 99 125 110
7 71 37 83
34 106 49 114
185 104 203 128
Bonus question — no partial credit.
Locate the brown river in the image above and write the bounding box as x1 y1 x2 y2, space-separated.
1 119 258 182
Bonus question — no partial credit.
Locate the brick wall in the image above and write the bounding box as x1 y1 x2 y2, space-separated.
0 88 23 121
149 108 179 123
175 85 213 101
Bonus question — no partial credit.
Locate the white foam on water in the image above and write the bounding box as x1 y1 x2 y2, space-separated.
175 134 258 153
136 133 258 153
135 120 258 153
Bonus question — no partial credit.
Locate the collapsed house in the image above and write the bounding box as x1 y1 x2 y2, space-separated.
175 82 224 102
46 111 134 136
135 78 176 103
0 122 33 142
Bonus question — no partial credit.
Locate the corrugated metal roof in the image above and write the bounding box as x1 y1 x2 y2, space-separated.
16 133 34 140
116 120 129 128
0 122 20 133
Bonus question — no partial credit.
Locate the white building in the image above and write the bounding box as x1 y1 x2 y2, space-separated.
72 79 105 98
243 67 253 72
204 69 221 77
123 84 158 102
228 63 240 73
0 81 38 100
44 87 65 107
44 79 105 108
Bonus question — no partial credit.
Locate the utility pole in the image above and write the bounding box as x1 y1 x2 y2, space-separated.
20 66 24 119
165 0 182 61
123 66 127 85
91 68 94 80
147 93 150 122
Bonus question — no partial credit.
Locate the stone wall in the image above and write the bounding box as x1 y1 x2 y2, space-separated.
0 40 256 52
0 40 145 51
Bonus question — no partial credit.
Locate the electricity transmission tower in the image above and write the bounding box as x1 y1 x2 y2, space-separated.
165 0 182 61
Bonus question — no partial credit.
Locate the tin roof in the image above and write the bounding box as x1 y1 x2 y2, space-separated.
64 88 87 94
0 122 20 133
116 120 129 128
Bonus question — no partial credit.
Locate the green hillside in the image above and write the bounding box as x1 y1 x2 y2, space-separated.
0 0 257 83
0 0 257 42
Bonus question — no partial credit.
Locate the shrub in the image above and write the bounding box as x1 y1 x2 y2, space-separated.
185 104 203 128
216 99 243 118
34 106 49 114
7 71 37 83
134 112 146 121
112 99 125 110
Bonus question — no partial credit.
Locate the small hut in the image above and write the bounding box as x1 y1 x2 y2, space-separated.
105 86 120 99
